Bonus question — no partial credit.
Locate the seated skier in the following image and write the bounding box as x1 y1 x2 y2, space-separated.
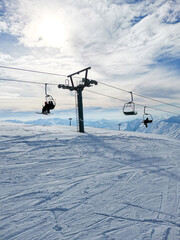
48 100 55 110
143 117 152 128
42 101 51 114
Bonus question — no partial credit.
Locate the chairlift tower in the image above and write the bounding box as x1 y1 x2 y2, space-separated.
69 118 72 126
58 67 98 133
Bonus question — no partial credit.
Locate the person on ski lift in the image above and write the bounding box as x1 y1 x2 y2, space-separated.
42 101 50 114
143 117 150 128
48 100 55 110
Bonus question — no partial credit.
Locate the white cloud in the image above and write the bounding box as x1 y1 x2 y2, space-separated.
0 52 14 62
0 21 7 32
2 0 180 60
0 0 179 117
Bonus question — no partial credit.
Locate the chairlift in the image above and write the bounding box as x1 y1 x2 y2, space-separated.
45 83 56 109
142 106 153 127
123 92 137 115
42 84 56 114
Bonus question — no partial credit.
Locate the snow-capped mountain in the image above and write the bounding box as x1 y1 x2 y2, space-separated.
6 118 122 130
6 115 180 139
137 115 180 139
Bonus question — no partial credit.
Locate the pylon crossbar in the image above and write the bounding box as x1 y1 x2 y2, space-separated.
67 67 91 78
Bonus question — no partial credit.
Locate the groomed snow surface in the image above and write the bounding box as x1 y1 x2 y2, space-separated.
0 122 180 240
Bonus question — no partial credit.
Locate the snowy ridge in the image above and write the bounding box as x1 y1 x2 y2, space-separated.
6 115 180 139
137 115 180 139
137 120 180 139
0 122 180 240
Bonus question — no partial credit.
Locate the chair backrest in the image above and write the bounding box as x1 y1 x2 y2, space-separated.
143 113 153 122
123 102 137 115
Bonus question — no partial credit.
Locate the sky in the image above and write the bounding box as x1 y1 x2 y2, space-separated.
0 0 180 121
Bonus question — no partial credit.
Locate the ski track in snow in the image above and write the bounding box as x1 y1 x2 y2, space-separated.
0 122 180 240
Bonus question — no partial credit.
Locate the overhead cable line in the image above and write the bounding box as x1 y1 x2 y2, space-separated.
0 65 67 78
98 81 180 110
0 78 58 85
0 65 179 110
0 78 178 115
85 89 179 116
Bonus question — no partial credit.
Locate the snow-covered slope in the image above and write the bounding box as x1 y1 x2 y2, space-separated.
0 122 180 240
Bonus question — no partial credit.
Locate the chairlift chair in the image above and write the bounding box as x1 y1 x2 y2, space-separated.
41 84 56 114
143 106 153 123
45 83 56 110
123 92 137 115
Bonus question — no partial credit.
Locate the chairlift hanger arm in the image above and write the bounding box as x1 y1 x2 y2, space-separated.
45 83 48 96
144 106 146 114
130 92 134 102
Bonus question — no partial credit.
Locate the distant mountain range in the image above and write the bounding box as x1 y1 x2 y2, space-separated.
137 115 180 139
6 115 180 140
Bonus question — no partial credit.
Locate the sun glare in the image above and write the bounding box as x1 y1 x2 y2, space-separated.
38 16 66 48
